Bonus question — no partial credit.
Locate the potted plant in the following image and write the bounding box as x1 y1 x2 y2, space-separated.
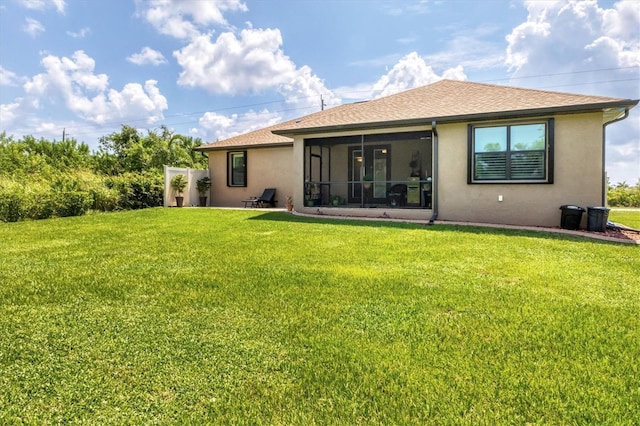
285 195 293 212
170 174 188 207
196 176 211 207
305 182 320 206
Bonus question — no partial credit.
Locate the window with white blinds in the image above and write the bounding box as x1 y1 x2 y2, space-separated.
469 120 553 183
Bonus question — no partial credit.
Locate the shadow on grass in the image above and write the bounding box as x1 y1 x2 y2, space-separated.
247 211 620 244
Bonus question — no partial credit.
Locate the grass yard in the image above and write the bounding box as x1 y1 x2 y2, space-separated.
609 208 640 230
1 208 638 424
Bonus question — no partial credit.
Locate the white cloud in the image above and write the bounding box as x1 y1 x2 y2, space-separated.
127 47 168 66
371 52 467 98
0 66 22 86
505 0 640 184
24 51 109 97
67 27 90 39
34 121 59 133
278 65 341 110
602 0 640 40
141 0 337 122
16 50 168 127
100 80 168 125
0 101 22 129
174 28 295 94
139 0 248 39
18 0 66 14
174 27 340 111
196 109 282 141
23 17 45 38
506 0 639 73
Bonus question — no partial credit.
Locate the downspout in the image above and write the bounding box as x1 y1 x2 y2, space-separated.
601 108 629 206
429 120 438 224
360 134 365 208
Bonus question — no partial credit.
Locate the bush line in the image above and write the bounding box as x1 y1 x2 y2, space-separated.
0 172 163 222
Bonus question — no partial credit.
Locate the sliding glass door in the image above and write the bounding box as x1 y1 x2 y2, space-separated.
348 145 390 204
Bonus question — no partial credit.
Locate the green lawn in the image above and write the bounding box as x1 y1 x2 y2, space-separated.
609 208 640 229
1 209 638 424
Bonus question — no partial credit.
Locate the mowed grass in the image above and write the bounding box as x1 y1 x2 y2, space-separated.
1 208 638 424
609 209 640 229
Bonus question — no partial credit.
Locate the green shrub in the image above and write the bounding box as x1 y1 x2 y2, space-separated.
53 191 93 217
89 186 120 212
106 172 163 210
0 191 24 222
608 181 640 207
0 176 95 221
1 132 208 221
23 188 55 220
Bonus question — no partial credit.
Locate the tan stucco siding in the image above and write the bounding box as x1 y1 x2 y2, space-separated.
207 146 293 207
204 114 606 228
437 113 604 227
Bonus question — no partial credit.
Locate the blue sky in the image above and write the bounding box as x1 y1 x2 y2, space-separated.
1 0 638 184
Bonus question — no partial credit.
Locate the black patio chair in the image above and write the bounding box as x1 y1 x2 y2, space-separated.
254 188 277 207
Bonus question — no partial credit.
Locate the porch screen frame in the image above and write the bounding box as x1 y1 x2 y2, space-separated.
303 130 432 208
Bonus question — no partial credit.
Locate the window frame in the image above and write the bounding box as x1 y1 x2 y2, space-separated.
467 119 554 184
227 150 247 187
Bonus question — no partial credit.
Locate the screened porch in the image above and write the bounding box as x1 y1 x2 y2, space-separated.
303 130 433 209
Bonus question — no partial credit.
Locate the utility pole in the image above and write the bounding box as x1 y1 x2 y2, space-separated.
62 128 66 142
321 95 326 111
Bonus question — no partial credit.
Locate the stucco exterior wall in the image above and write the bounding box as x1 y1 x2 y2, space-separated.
207 146 293 208
437 112 604 227
204 112 607 228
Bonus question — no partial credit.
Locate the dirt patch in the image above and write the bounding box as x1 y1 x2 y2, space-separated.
604 228 640 242
575 227 640 243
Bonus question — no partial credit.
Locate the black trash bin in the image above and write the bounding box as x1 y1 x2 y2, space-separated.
559 205 585 230
587 207 610 232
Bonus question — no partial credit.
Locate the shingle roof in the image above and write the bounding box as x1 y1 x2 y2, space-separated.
197 79 637 150
196 104 355 151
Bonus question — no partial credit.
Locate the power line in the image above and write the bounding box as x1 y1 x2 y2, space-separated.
534 78 640 90
7 65 639 140
482 66 640 83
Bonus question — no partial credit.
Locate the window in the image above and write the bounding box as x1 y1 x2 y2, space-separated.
469 120 553 183
227 151 247 187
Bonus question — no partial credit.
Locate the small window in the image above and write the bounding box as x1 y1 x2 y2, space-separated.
227 151 247 187
469 120 553 183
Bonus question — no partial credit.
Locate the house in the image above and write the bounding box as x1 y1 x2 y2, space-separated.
196 80 638 227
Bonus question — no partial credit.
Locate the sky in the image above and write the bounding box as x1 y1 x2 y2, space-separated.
0 0 638 184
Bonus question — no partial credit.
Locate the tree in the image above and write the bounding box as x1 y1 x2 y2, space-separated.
96 125 207 175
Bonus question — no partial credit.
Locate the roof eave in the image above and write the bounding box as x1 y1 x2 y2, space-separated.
195 141 294 152
272 100 639 136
